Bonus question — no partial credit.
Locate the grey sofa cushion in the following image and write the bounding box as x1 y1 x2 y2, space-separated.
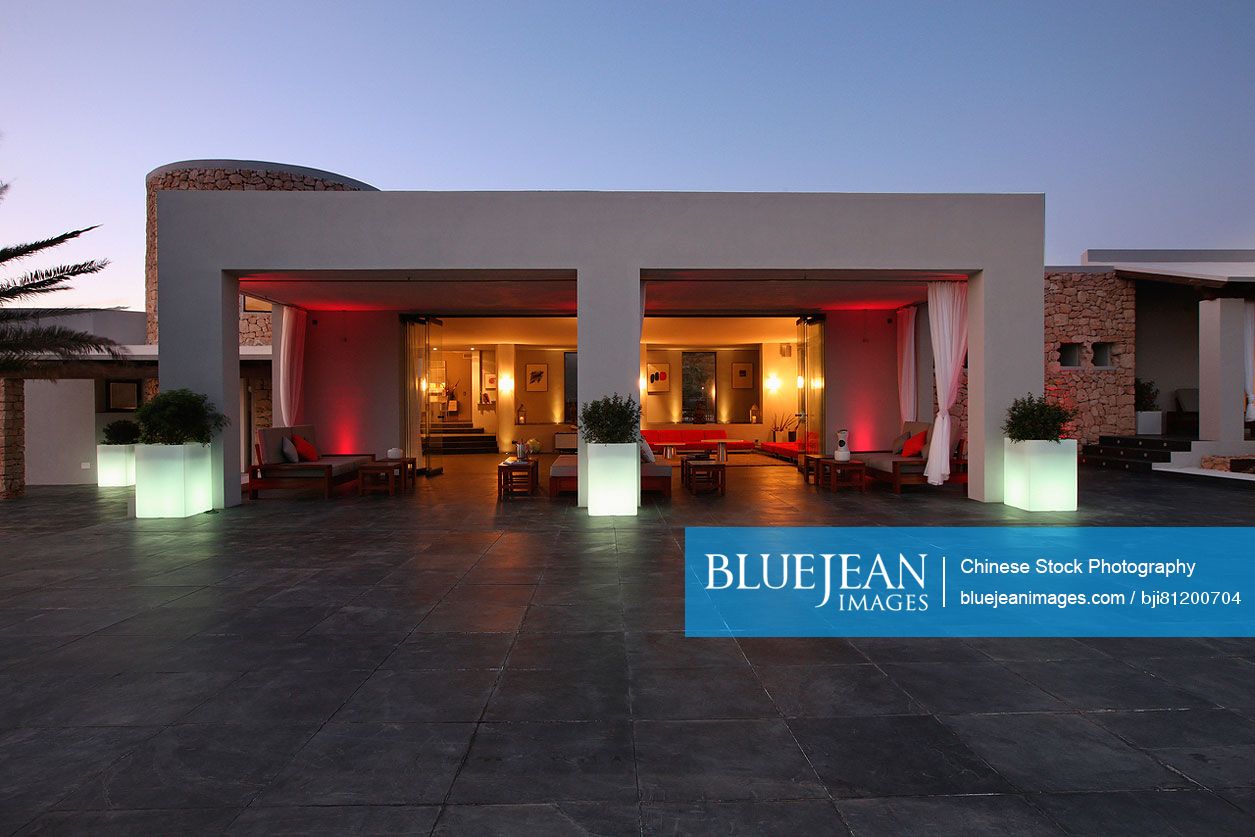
281 436 300 463
641 462 673 478
862 452 926 475
259 455 371 479
258 425 318 466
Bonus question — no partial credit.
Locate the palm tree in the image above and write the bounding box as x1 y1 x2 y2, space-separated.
0 180 125 374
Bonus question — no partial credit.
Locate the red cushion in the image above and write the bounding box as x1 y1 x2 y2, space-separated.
901 430 928 457
291 434 320 462
703 428 727 440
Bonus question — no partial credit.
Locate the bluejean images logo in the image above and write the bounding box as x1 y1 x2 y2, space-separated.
684 527 1253 637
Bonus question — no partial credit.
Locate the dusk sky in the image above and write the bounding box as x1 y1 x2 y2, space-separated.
5 1 1254 310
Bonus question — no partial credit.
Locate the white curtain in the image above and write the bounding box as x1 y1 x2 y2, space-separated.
924 283 967 485
1246 301 1255 421
274 304 307 427
896 306 917 424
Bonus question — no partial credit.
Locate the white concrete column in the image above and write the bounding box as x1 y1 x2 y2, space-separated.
576 263 642 508
1198 297 1246 442
496 343 517 454
967 263 1044 502
157 265 241 509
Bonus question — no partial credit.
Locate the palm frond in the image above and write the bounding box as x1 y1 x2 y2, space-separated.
0 226 100 268
0 305 122 325
0 324 127 374
0 182 8 203
0 261 111 303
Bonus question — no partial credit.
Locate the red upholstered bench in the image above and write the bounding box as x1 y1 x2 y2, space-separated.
760 440 802 461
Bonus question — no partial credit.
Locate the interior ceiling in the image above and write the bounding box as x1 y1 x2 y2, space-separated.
436 316 799 348
238 268 961 314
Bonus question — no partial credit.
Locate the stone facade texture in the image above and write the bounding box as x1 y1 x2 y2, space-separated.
1043 270 1136 444
1 379 26 499
144 165 368 346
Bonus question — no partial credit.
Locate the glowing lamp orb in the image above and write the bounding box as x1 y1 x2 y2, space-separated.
586 442 639 517
1003 439 1077 512
499 374 515 394
765 373 781 394
796 375 805 390
97 444 136 487
135 443 213 518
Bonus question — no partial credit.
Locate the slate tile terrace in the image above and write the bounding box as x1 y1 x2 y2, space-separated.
1 457 1254 834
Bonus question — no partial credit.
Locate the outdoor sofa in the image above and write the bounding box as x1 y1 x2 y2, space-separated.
548 455 673 499
859 420 934 494
249 424 375 499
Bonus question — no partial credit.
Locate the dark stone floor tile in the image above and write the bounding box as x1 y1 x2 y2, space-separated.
737 637 868 667
262 722 474 805
630 665 775 720
487 666 629 721
883 662 1063 714
1152 745 1255 789
0 726 157 812
965 637 1110 661
418 602 527 633
1222 787 1255 815
506 631 626 670
627 632 748 671
642 800 847 835
1009 660 1215 711
434 802 639 835
635 719 826 802
443 584 537 607
1087 708 1255 749
1031 789 1254 835
944 713 1190 792
228 804 439 835
30 670 239 726
184 668 372 725
852 638 991 664
790 715 1011 799
531 581 620 607
837 794 1060 836
337 668 499 722
382 632 515 669
1129 656 1255 709
275 635 403 671
8 633 184 676
520 604 624 633
450 721 636 803
58 723 313 810
1080 638 1221 660
621 596 684 632
0 672 108 726
304 603 431 637
758 664 923 718
20 807 241 835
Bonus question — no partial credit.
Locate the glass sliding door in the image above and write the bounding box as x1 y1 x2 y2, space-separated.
402 316 445 476
796 316 826 458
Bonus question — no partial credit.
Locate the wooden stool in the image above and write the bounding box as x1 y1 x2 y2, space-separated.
686 461 726 495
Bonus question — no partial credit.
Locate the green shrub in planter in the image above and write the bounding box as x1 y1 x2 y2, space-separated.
135 388 228 445
1002 394 1076 443
579 393 641 444
101 419 140 445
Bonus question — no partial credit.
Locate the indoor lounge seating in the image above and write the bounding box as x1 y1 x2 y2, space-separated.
548 455 673 498
860 420 933 494
760 439 803 461
249 425 375 499
641 427 755 455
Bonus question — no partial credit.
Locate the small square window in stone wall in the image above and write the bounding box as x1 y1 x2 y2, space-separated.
1092 342 1114 368
1058 343 1082 368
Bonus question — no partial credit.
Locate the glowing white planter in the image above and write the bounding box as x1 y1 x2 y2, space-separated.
1136 410 1164 435
134 443 213 518
1003 438 1078 512
587 442 639 517
96 444 136 487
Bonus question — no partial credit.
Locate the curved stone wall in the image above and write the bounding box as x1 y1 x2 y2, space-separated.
144 160 376 344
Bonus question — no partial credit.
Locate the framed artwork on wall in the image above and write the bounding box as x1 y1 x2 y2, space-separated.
731 362 754 389
106 379 142 411
646 362 670 393
525 363 548 392
483 372 497 390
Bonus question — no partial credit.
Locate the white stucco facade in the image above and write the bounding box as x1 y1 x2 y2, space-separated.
155 189 1045 509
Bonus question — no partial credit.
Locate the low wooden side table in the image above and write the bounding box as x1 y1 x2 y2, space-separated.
686 461 726 495
497 457 539 498
359 461 400 496
818 458 866 493
799 453 822 485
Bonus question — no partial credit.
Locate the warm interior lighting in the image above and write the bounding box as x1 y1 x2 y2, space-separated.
420 377 428 393
499 373 515 394
811 377 824 389
797 375 805 389
640 374 647 391
765 373 781 394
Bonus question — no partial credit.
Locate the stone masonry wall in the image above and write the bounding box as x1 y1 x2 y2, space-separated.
1044 270 1136 444
1 379 25 499
145 165 367 345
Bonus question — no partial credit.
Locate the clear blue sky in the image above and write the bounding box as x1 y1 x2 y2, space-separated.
5 0 1254 309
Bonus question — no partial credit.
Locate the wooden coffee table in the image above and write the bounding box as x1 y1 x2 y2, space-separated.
704 439 729 463
359 460 406 496
497 457 539 498
817 458 866 493
685 461 726 495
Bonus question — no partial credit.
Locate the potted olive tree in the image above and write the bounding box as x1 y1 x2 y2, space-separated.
579 393 641 516
1002 393 1079 512
97 419 139 487
1135 378 1163 435
134 388 228 518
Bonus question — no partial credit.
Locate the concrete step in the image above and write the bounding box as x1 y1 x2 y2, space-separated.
1078 453 1155 473
1081 444 1173 463
1097 435 1194 452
